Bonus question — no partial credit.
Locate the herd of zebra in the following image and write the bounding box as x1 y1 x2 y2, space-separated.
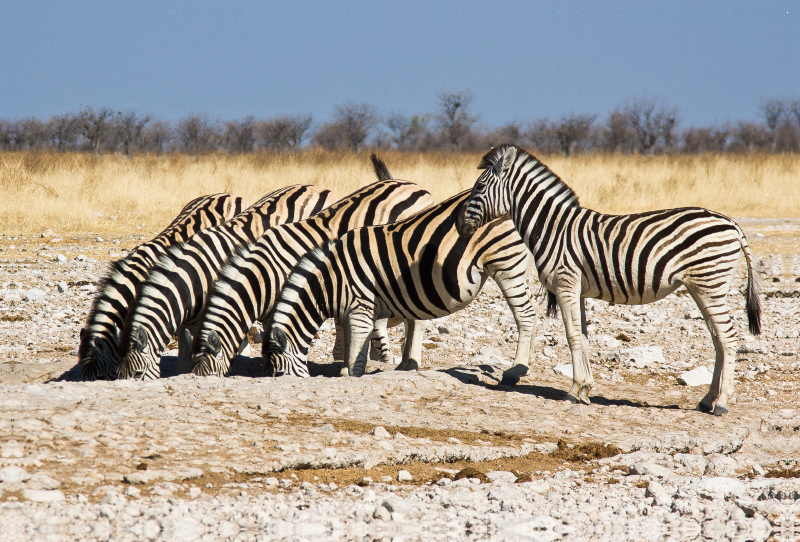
78 145 761 417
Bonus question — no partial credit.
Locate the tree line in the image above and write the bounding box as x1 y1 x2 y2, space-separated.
2 93 799 156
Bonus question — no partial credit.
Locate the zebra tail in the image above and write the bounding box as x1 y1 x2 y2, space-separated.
370 153 393 181
546 291 558 318
739 230 762 336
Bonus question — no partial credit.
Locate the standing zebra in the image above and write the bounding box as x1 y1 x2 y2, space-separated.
79 193 247 381
188 158 434 377
116 185 335 380
263 190 535 379
456 145 761 416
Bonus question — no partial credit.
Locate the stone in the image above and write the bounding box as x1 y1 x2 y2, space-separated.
553 364 573 378
704 455 739 477
607 346 665 367
0 466 30 483
677 366 713 387
645 480 674 507
737 341 768 354
437 325 450 334
41 229 55 238
534 442 558 454
56 254 66 263
371 426 390 438
486 471 517 484
693 477 746 500
683 308 703 320
56 281 68 293
24 288 47 303
588 334 622 350
382 497 421 519
22 489 65 502
630 462 673 478
397 470 413 482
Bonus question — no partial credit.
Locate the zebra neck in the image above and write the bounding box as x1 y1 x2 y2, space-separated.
510 173 581 265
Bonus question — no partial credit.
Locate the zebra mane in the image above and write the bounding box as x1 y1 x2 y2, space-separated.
478 144 580 209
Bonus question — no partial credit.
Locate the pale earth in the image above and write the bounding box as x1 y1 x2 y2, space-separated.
0 217 799 541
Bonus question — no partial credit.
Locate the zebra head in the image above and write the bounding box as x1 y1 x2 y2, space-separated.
263 327 310 378
116 325 159 380
456 145 517 237
78 327 120 381
189 329 227 377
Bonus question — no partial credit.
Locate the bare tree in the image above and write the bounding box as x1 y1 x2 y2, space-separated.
78 106 113 155
483 122 525 149
436 91 478 151
141 121 173 154
598 110 637 153
552 113 596 156
176 114 218 156
47 113 81 152
730 121 771 152
222 116 256 154
314 102 379 152
257 115 312 150
622 96 679 154
113 110 152 156
682 124 730 153
386 114 434 151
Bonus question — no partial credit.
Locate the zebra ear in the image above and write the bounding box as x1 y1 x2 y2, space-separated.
494 146 517 178
183 328 194 346
207 331 221 354
272 328 288 351
133 326 148 352
80 327 86 341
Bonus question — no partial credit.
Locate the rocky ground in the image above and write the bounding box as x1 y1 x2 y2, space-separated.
0 219 799 541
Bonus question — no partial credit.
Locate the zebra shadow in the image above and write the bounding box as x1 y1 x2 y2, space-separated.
442 366 680 410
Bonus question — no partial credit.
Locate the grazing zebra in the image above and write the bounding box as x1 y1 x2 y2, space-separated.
115 185 335 380
263 189 534 379
456 145 761 416
188 157 434 377
78 193 247 381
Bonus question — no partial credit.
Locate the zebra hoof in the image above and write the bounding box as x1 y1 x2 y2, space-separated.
712 405 729 417
696 402 713 413
565 394 581 404
499 374 520 387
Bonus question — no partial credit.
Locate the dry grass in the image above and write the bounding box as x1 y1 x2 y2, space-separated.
1 150 797 235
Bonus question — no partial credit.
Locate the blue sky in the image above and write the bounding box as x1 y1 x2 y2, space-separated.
1 1 797 127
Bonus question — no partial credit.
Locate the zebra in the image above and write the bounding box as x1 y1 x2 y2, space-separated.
187 156 434 377
78 193 247 381
115 185 335 380
263 189 535 379
456 144 761 416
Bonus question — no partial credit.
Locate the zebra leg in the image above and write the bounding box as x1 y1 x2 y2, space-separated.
176 324 197 375
396 319 423 371
369 318 395 364
557 288 593 404
343 312 374 377
332 320 345 361
684 283 738 416
493 273 537 386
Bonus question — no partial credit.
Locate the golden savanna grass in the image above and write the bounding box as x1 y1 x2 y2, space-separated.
0 150 798 235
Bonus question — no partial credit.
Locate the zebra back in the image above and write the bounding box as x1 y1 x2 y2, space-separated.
78 193 245 381
191 175 435 376
116 185 334 379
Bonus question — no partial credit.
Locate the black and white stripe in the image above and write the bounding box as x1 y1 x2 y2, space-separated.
115 185 335 380
189 157 434 377
456 145 762 415
78 193 246 381
264 190 534 379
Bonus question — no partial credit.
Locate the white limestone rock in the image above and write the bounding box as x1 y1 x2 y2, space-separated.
677 366 713 387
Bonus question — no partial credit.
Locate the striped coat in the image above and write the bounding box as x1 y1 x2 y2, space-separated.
78 193 246 380
264 190 534 379
115 185 335 380
189 160 433 377
457 145 761 415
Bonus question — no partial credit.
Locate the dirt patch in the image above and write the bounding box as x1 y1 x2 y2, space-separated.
552 440 622 463
765 468 800 479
